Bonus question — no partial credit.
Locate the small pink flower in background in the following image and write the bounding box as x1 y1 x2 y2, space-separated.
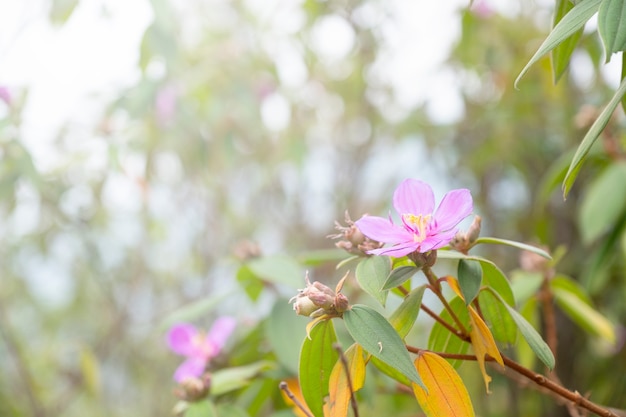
155 85 178 124
0 86 11 105
167 317 236 382
355 179 473 257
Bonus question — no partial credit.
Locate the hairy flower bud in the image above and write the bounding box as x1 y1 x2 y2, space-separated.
449 215 482 254
290 272 350 318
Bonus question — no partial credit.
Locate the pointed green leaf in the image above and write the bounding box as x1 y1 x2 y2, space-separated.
473 237 551 259
211 361 274 396
578 162 626 244
428 297 470 369
479 263 517 343
389 285 426 339
370 355 411 386
551 276 616 343
598 0 626 60
515 0 601 88
552 0 585 82
355 256 391 306
458 259 483 305
247 255 304 288
486 289 555 370
343 304 424 388
299 320 338 417
265 300 308 374
383 265 418 290
216 404 250 417
564 78 626 197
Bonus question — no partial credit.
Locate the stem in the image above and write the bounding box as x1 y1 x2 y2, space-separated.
421 266 469 336
420 304 470 342
404 344 621 417
279 381 313 417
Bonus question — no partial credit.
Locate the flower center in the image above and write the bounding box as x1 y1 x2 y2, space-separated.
192 333 215 358
402 214 432 243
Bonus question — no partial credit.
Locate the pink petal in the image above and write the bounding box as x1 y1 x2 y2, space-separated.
173 357 207 382
355 216 413 244
368 241 421 257
420 228 459 252
167 323 198 356
433 189 473 231
206 317 236 353
393 179 435 216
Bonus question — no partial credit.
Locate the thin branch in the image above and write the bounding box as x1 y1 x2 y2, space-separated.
419 304 470 342
279 381 313 417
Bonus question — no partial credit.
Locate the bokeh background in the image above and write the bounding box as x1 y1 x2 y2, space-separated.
1 0 625 416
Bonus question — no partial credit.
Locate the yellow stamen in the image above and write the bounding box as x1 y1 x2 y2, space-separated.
403 214 432 243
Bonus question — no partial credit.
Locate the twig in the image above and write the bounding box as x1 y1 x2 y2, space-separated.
279 381 314 417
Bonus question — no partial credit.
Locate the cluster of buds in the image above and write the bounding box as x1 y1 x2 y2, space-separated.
449 215 482 254
290 272 350 318
329 211 382 256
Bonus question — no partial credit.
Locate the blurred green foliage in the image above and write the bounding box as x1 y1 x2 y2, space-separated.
1 0 626 416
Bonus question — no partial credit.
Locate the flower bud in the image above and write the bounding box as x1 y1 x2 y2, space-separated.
175 375 210 401
329 211 382 256
290 272 350 318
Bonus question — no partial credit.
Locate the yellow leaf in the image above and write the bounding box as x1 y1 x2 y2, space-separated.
412 351 475 417
280 377 313 417
444 276 504 392
328 344 366 417
468 307 504 393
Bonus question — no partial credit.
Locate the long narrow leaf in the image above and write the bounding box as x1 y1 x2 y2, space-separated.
563 77 626 197
515 0 602 88
551 0 585 82
598 0 626 60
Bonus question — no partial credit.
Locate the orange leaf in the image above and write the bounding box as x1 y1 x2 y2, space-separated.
328 344 366 417
412 351 475 417
468 307 504 392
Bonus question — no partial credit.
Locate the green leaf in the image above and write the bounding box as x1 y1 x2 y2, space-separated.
343 304 424 388
473 237 551 259
236 265 264 301
578 162 626 243
551 277 616 343
598 0 626 60
247 255 304 288
428 297 470 369
510 271 544 304
457 260 482 305
186 401 218 417
479 263 517 344
370 355 411 386
355 256 391 306
49 0 80 24
564 78 626 197
389 285 426 339
211 361 274 396
265 301 308 374
158 292 230 331
383 265 418 290
299 320 338 417
551 0 585 82
515 0 602 88
486 289 555 370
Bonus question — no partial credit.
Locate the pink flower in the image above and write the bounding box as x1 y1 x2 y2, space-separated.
167 317 236 382
355 179 473 257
